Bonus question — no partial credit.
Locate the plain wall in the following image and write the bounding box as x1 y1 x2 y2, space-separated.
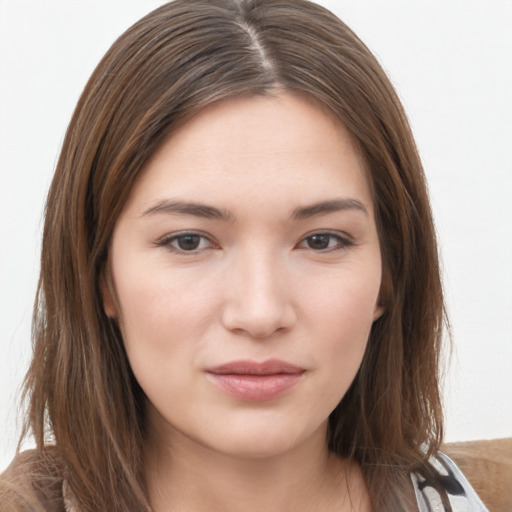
1 0 511 471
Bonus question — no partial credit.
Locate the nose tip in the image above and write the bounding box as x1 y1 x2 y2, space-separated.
221 258 296 338
222 291 296 338
222 311 296 339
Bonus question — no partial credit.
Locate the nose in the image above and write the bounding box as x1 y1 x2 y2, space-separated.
221 249 297 338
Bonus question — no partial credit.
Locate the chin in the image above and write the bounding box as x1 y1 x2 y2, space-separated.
207 436 304 460
196 417 327 461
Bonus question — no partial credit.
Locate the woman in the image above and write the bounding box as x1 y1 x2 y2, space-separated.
0 0 487 510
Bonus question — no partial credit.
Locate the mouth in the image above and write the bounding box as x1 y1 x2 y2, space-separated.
205 359 305 401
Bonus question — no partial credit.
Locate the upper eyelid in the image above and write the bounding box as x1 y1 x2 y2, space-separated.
156 231 218 251
297 230 355 250
300 229 353 241
158 230 213 242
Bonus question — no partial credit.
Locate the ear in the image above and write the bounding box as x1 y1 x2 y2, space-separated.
373 268 391 321
373 301 384 321
100 268 117 319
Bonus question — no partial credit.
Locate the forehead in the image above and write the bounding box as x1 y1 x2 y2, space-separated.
124 93 374 217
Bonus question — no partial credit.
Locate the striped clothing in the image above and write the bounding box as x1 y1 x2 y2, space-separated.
412 453 488 511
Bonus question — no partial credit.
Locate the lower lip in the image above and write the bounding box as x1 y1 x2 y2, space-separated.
206 372 303 401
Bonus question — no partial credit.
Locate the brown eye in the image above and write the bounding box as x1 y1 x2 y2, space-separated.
157 232 215 253
175 234 202 251
298 232 352 252
306 234 331 250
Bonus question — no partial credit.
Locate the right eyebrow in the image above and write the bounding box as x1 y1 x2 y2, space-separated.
141 200 236 222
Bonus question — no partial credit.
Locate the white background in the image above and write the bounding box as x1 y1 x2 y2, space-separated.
1 0 511 472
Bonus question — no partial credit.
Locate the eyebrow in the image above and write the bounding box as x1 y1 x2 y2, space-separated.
142 200 235 221
291 198 369 219
141 197 368 222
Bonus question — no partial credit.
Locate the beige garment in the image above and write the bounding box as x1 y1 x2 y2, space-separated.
62 480 79 512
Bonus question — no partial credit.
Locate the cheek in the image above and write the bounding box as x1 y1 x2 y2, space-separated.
114 255 216 331
299 262 380 388
111 254 222 385
302 257 381 332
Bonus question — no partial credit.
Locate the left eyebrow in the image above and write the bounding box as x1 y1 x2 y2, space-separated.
291 198 369 220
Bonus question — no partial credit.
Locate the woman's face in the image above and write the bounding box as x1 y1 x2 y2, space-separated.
105 93 383 458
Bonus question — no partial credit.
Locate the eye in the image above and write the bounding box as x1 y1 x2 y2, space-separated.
157 232 216 253
298 232 353 252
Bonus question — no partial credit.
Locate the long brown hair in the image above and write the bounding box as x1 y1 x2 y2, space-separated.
1 0 447 510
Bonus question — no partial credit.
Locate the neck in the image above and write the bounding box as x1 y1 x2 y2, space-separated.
143 416 369 512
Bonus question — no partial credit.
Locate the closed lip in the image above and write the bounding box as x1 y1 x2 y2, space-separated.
205 359 305 401
206 359 305 376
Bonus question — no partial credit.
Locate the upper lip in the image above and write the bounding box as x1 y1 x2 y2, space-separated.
206 359 305 375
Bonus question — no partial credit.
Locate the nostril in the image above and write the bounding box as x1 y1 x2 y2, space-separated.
221 300 296 339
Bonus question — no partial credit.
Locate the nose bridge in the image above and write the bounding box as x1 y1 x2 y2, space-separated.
222 245 295 337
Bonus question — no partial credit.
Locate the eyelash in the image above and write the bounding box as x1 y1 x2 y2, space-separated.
156 230 354 254
156 231 217 254
297 231 354 252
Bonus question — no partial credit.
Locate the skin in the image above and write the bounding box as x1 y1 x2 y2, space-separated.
104 93 382 511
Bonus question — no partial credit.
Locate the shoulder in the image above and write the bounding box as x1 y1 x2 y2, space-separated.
411 451 489 511
0 449 65 512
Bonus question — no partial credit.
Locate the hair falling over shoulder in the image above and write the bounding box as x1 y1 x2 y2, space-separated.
1 1 448 510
